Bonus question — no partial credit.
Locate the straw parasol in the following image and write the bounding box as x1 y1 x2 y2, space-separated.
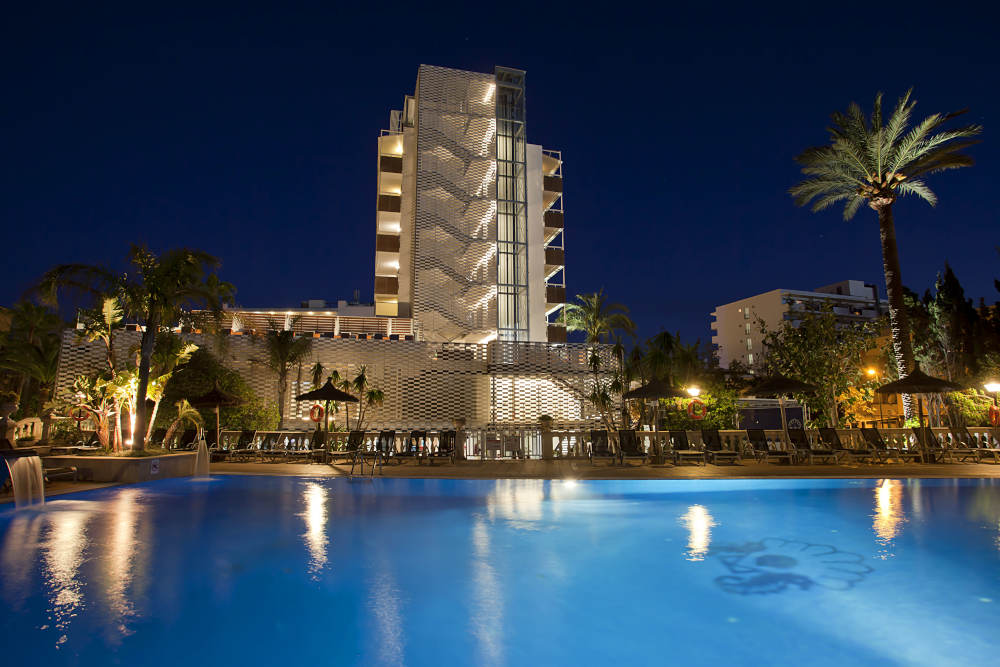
741 373 818 434
296 379 359 431
875 364 963 428
622 379 688 400
189 383 244 448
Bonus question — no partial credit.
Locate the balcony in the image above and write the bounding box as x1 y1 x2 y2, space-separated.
543 176 563 193
546 285 566 304
377 195 401 213
375 234 400 253
547 325 567 343
374 276 399 296
379 155 403 173
544 247 564 267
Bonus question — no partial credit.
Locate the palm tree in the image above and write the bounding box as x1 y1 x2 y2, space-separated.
259 320 313 430
565 291 635 429
564 290 634 344
163 399 204 447
790 90 982 419
38 245 234 450
0 333 61 439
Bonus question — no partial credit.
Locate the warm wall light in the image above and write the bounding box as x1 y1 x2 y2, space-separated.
867 368 877 376
686 386 701 397
985 381 1000 393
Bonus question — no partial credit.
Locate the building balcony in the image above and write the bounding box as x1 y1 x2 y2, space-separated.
375 234 400 253
374 276 399 296
543 175 563 193
546 285 566 304
547 324 567 343
544 247 564 267
379 155 403 173
377 195 401 213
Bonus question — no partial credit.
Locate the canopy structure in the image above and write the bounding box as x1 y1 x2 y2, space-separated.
296 379 359 431
876 364 963 429
741 373 818 434
189 383 244 448
622 379 687 400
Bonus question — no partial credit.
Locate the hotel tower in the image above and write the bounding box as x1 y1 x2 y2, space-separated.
373 65 566 344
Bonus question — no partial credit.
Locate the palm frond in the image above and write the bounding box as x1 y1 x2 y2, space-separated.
895 179 937 205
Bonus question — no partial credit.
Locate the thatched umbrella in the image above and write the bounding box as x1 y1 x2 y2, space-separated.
296 379 358 431
622 379 688 400
189 383 243 448
741 374 818 434
876 364 963 429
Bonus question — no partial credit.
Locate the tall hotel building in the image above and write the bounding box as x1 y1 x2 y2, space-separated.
373 65 566 344
55 65 606 437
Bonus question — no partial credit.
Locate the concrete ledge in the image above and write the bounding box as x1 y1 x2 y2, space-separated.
41 453 197 483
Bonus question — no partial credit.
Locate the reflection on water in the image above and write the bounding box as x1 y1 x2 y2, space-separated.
100 489 148 642
370 563 404 664
486 479 548 528
300 483 328 579
42 505 92 646
0 513 44 612
471 516 503 664
679 505 715 561
872 479 906 559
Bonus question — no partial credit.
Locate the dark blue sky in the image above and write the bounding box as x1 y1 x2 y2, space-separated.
3 4 998 345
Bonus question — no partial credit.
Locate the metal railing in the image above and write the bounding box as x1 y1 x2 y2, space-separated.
209 425 1000 463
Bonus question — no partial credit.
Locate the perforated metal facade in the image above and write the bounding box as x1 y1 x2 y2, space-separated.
55 331 613 429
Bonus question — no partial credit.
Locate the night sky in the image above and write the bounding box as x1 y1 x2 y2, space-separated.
3 5 998 345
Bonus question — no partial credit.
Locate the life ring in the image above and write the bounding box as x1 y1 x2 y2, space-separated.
309 404 324 423
687 398 707 420
70 407 87 422
990 405 1000 427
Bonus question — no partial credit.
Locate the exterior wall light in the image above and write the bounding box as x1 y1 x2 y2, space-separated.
686 386 701 397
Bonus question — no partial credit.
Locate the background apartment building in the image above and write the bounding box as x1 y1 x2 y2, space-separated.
711 280 888 369
373 65 566 344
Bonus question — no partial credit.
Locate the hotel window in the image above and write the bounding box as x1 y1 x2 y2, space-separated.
745 323 751 334
745 337 753 350
747 353 754 364
743 309 750 320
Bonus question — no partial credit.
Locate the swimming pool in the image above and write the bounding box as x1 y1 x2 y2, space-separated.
2 476 999 665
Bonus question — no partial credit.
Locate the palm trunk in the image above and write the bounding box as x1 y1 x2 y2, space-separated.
133 314 159 452
276 368 287 430
146 399 161 442
114 398 124 452
876 203 915 420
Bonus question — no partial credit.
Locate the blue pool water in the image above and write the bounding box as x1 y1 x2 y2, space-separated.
3 476 1000 665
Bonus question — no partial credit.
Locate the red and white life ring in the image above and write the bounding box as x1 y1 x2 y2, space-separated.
70 407 88 422
309 404 324 423
990 405 1000 427
687 398 707 420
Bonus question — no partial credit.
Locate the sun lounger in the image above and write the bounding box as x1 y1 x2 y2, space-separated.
618 430 648 465
230 429 257 461
668 430 706 465
429 430 457 465
699 429 740 464
746 429 792 464
952 427 1000 463
786 428 837 464
860 427 923 463
176 428 198 451
911 427 961 463
148 428 167 448
589 430 616 465
396 431 426 463
818 428 878 464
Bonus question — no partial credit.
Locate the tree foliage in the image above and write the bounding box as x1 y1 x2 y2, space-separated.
758 307 877 427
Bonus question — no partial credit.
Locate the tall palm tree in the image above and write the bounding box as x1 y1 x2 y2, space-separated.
259 320 313 430
564 290 635 344
38 245 234 450
790 90 981 419
565 291 635 429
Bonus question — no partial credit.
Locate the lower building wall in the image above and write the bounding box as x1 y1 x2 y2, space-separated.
55 331 612 430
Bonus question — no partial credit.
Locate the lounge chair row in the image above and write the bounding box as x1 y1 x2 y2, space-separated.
585 426 1000 466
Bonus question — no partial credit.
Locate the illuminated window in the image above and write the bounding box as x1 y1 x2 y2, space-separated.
747 353 754 364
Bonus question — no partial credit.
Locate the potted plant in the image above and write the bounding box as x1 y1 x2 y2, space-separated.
538 415 554 460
